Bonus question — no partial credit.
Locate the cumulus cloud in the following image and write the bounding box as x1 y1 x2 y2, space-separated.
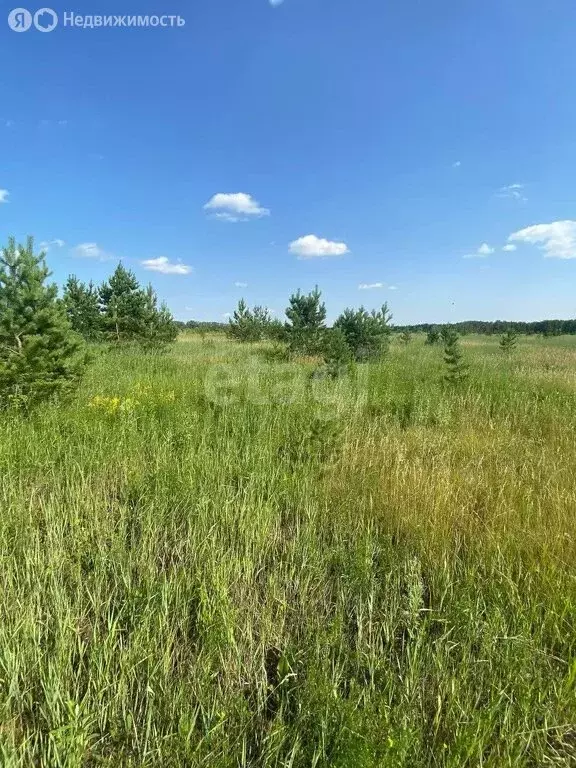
289 234 349 259
389 285 398 290
141 257 193 275
234 281 248 288
73 243 113 261
204 192 269 222
0 189 9 203
478 243 494 255
358 282 384 290
508 220 576 259
502 244 517 252
463 242 494 259
39 239 65 252
498 183 527 201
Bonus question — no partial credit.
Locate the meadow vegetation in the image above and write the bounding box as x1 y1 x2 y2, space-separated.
0 239 575 766
0 331 575 766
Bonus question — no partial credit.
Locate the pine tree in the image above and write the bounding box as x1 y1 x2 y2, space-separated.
399 330 412 345
0 237 87 408
443 328 468 385
98 264 178 351
63 275 101 340
285 286 327 355
500 328 517 354
266 318 288 343
425 327 440 345
99 264 147 344
228 299 261 342
333 303 392 361
140 284 178 350
440 325 453 345
322 327 352 379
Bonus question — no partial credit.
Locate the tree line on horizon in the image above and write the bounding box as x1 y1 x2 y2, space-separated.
394 318 576 337
177 317 576 337
178 315 576 338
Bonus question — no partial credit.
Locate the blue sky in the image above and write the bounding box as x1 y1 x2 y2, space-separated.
2 0 576 324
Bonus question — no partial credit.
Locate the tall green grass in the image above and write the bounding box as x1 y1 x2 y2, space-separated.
0 334 574 766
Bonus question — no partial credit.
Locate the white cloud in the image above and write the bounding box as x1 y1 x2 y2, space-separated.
223 312 232 319
204 192 270 222
463 242 494 259
502 244 517 252
234 281 248 288
141 256 193 275
0 189 9 203
452 160 461 168
289 234 349 259
478 243 494 255
389 285 398 290
498 183 527 201
508 220 576 259
269 0 285 5
73 243 113 261
39 238 65 252
358 282 384 290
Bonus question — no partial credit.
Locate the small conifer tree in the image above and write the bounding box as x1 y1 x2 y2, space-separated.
322 327 353 379
443 327 468 385
440 325 453 345
285 286 327 355
99 264 146 344
0 237 87 408
399 330 412 345
500 328 518 354
63 275 101 340
228 299 261 342
425 327 441 345
333 303 392 362
140 284 178 350
98 264 177 350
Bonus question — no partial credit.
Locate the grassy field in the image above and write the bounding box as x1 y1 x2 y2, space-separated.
1 333 575 766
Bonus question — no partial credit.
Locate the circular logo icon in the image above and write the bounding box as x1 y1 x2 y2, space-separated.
34 7 58 32
8 8 32 31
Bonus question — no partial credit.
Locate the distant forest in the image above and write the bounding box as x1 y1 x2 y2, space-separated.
176 318 576 336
